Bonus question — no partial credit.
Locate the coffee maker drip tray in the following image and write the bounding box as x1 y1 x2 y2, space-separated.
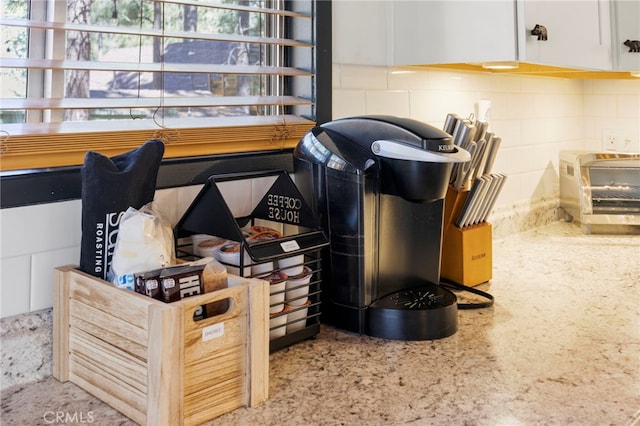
367 282 458 340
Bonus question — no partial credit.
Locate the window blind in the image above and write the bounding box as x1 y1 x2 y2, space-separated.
0 0 316 171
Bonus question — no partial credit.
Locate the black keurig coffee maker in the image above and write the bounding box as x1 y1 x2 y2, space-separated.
293 116 470 340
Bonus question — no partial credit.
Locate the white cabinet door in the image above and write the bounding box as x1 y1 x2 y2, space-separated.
393 1 517 66
611 0 640 71
520 0 612 70
333 1 393 66
390 0 613 70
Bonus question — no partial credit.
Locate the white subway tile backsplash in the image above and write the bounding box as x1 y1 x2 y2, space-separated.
0 208 31 258
523 76 583 95
177 184 204 220
409 90 474 122
0 255 31 318
532 93 583 118
426 70 465 91
519 118 551 145
493 144 551 176
616 95 640 118
491 92 535 120
333 89 367 119
588 79 640 96
493 173 523 206
584 94 617 117
365 90 410 116
339 65 388 90
489 119 522 148
553 117 585 142
0 201 81 258
218 180 253 217
388 70 430 91
332 64 341 89
2 65 638 323
30 246 80 312
457 72 495 93
528 168 557 201
251 175 278 207
153 188 180 228
488 74 525 94
406 90 445 125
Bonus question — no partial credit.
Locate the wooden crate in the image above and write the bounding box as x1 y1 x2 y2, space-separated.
53 265 269 426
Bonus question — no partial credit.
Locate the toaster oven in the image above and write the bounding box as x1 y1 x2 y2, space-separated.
559 151 640 234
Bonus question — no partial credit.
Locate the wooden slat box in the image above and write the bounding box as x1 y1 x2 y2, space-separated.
53 265 269 426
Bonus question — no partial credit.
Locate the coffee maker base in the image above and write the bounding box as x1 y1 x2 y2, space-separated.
367 283 458 340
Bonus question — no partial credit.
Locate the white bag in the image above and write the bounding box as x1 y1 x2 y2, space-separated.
109 203 175 289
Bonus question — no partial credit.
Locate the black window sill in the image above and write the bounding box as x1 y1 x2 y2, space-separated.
0 150 294 209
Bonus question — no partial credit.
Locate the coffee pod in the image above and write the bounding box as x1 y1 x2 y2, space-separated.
269 304 290 340
197 236 228 259
250 225 283 239
217 242 252 276
285 266 312 306
251 260 274 276
286 299 311 334
191 234 213 256
261 271 288 313
277 254 305 276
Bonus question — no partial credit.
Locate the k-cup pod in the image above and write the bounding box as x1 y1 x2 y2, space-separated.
250 225 283 239
197 236 227 259
191 234 213 256
285 266 312 306
269 304 290 340
277 254 305 276
251 260 274 276
217 242 252 276
286 299 311 334
261 271 288 313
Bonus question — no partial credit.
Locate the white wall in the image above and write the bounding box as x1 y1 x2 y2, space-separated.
333 63 640 229
0 177 278 319
1 53 640 321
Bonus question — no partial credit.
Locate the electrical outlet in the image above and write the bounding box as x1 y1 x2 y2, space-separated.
602 129 621 152
605 134 617 150
602 129 639 153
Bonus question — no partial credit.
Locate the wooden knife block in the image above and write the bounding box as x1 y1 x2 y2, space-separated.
441 185 493 286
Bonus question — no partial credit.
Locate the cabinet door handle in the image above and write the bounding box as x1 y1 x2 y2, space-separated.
623 40 640 52
531 24 548 41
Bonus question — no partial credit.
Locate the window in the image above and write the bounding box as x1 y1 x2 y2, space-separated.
0 0 318 171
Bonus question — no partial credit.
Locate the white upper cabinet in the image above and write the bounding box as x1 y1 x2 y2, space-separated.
393 1 518 66
332 1 393 66
611 0 640 71
392 0 614 70
520 0 612 70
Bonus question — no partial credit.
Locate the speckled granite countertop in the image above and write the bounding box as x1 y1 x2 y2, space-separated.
2 221 639 425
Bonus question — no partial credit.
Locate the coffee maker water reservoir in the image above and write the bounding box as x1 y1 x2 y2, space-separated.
294 116 470 340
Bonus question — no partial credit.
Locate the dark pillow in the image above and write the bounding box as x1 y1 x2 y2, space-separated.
79 140 165 279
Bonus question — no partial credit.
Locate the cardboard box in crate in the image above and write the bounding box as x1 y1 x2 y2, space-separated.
53 265 269 426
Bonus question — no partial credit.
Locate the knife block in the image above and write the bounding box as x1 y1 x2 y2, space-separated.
441 186 492 286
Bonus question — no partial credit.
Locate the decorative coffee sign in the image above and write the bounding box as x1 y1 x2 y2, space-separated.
266 193 302 224
251 173 319 228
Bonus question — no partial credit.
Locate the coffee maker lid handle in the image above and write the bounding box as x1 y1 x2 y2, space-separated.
371 140 470 163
